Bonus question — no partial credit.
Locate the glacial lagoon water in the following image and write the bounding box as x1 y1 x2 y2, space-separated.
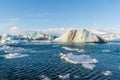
0 42 120 80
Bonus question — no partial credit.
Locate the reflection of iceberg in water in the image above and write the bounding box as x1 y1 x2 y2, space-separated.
1 53 28 59
60 53 98 70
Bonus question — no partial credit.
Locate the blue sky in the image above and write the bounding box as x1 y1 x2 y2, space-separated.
0 0 120 31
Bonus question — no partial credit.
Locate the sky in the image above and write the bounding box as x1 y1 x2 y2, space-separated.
0 0 120 32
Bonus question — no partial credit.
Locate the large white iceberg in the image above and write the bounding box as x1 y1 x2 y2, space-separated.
54 29 105 43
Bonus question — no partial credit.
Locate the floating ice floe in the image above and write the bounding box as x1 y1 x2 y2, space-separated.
60 53 98 70
58 74 70 80
62 46 84 52
60 53 98 64
74 75 79 78
102 49 111 52
2 45 27 53
39 75 51 80
118 66 120 69
102 71 112 76
82 63 95 70
1 53 28 59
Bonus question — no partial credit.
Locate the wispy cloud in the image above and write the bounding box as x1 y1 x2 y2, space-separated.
39 27 78 35
0 18 20 29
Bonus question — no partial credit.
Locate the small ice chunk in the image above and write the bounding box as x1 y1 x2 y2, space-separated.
39 75 51 80
74 75 79 78
58 74 70 80
102 71 112 76
82 63 95 70
62 46 72 51
62 46 84 53
119 66 120 69
77 49 85 52
1 53 28 59
102 49 111 52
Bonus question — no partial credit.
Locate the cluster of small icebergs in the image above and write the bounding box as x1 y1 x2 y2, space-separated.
60 52 98 70
1 53 28 59
0 45 29 59
60 46 114 77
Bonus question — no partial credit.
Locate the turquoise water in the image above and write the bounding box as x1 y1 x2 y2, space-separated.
0 42 120 80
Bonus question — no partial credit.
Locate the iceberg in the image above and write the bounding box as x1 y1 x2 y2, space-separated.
89 28 120 42
21 31 55 41
54 29 106 43
0 33 30 45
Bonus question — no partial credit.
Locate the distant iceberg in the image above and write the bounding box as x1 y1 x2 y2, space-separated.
54 29 106 43
89 28 120 42
21 31 55 41
0 33 30 45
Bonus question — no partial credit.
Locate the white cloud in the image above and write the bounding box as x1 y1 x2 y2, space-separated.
39 27 75 35
6 26 24 35
88 27 120 34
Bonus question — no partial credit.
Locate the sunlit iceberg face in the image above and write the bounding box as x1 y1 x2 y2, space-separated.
60 53 98 70
54 29 106 43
